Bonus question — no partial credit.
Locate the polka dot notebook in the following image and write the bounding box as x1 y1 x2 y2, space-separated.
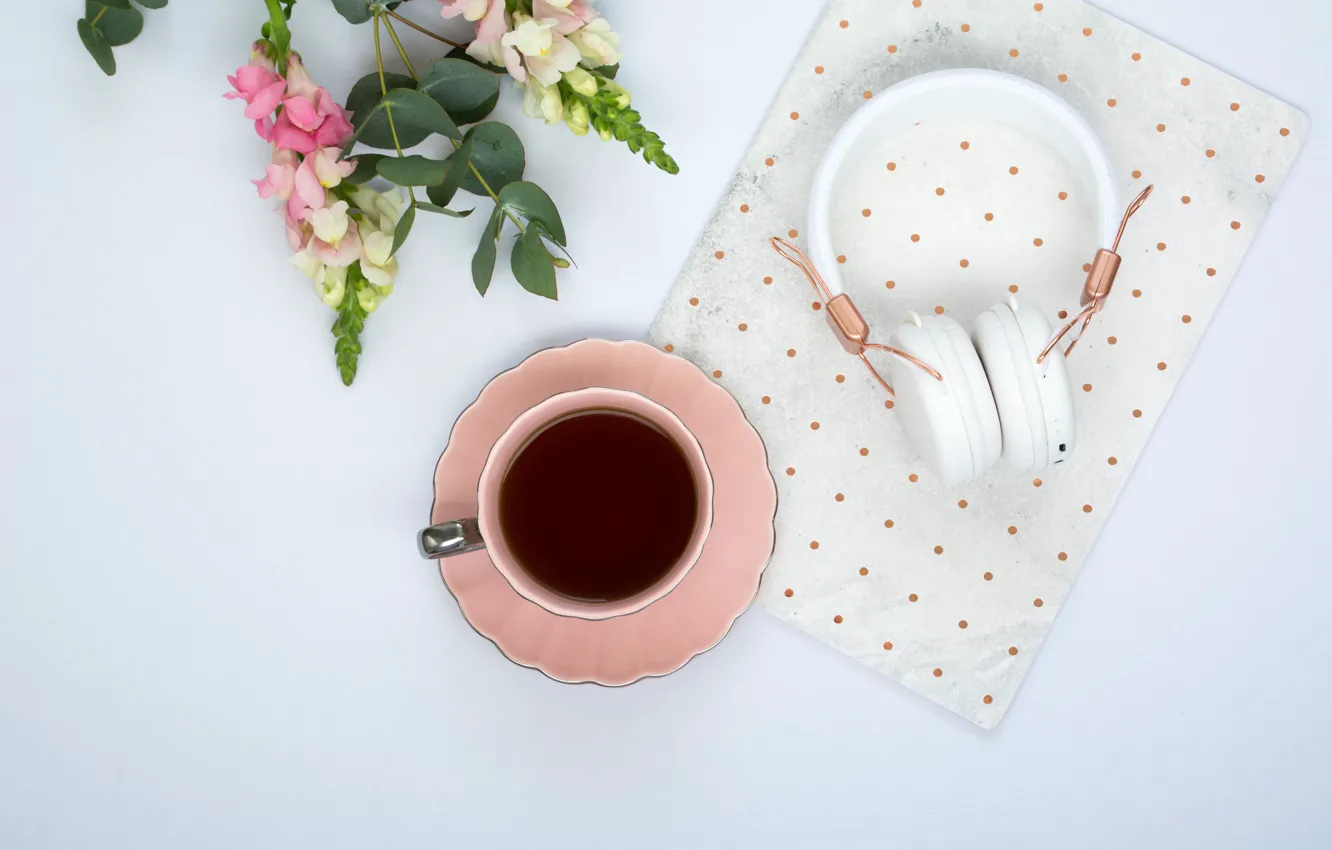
648 0 1307 727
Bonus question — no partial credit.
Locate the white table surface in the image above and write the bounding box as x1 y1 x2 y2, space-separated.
3 1 1329 847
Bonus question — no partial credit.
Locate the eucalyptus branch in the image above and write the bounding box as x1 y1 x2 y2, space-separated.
385 10 465 48
380 3 520 228
372 11 417 206
373 12 388 96
452 136 526 234
89 6 107 28
380 14 418 80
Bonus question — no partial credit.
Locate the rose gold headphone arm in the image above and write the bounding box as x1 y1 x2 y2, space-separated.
769 237 945 396
1041 184 1154 363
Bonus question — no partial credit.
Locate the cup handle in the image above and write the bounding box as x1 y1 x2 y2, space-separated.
418 518 485 560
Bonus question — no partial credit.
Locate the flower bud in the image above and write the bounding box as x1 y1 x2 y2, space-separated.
568 18 620 67
564 98 590 136
597 78 633 110
249 40 277 73
522 79 565 125
563 67 598 97
356 283 381 313
315 265 347 308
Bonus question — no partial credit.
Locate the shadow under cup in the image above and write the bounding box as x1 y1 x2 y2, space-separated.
478 388 714 621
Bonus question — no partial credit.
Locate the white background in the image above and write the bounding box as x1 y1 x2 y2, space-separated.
2 1 1329 847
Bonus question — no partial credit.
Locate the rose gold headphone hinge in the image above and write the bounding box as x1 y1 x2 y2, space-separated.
769 237 943 396
1038 184 1153 364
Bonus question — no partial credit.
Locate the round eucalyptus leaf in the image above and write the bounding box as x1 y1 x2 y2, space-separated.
471 207 505 296
451 122 524 197
510 227 558 300
77 17 116 75
381 89 461 141
376 155 450 187
331 0 373 24
86 1 143 46
418 58 501 126
345 72 426 150
497 181 566 246
344 154 386 185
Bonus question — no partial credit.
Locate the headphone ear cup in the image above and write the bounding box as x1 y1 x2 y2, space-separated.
1011 303 1077 465
974 303 1045 470
929 316 1002 477
888 317 975 485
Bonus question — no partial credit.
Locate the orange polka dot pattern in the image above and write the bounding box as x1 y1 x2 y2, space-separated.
647 0 1307 730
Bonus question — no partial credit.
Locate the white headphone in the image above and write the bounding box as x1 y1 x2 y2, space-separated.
782 68 1149 486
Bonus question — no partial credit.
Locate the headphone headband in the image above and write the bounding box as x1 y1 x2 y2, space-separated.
807 68 1121 298
777 69 1150 397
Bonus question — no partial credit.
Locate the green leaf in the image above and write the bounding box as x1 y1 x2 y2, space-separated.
86 1 143 46
436 138 472 208
417 58 501 125
510 227 558 300
345 153 386 185
331 0 373 24
343 89 462 157
344 72 424 150
92 0 131 8
426 181 457 209
383 89 462 142
471 207 504 296
497 182 566 246
448 122 525 196
414 202 475 217
133 0 167 8
77 18 116 75
376 155 450 187
431 124 518 209
593 63 619 79
391 203 416 257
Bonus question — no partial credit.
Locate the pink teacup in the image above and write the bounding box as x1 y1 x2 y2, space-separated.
418 387 714 620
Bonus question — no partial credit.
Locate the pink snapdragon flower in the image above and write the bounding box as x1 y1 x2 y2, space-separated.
532 0 598 35
283 54 319 100
292 146 357 213
441 0 513 70
225 64 285 140
229 53 354 153
253 148 299 201
304 201 362 267
501 14 581 85
272 87 353 154
438 0 491 19
282 205 311 252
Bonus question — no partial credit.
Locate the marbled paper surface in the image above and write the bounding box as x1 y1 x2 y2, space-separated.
648 0 1307 727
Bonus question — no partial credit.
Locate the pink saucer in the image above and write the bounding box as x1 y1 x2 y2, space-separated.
429 339 777 685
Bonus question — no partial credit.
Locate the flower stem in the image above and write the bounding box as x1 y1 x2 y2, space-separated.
381 14 418 80
261 0 290 73
373 12 388 97
373 13 416 205
378 12 512 230
385 10 464 48
89 6 107 27
449 136 524 233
